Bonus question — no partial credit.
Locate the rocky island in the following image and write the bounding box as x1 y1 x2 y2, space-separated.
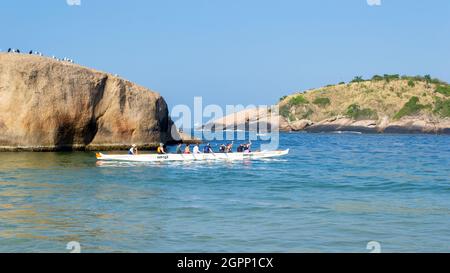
207 75 450 134
0 53 185 151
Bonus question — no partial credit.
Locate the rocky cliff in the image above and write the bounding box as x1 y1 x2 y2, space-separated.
206 75 450 134
0 53 181 151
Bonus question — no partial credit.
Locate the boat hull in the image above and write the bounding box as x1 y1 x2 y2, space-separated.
96 149 289 162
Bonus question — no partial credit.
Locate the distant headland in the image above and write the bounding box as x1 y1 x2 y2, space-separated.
207 75 450 134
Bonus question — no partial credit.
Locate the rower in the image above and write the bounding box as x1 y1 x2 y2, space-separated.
128 144 138 155
157 143 166 154
243 141 252 153
193 144 201 154
175 143 182 154
225 142 234 153
237 144 244 153
219 144 226 153
203 143 213 153
184 144 191 154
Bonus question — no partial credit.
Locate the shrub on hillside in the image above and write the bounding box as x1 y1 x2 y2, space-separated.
345 104 378 120
313 97 331 107
383 74 400 82
351 76 364 83
394 96 427 119
372 75 384 81
301 108 314 119
279 95 309 121
289 95 309 105
279 105 291 119
434 98 450 117
435 85 450 96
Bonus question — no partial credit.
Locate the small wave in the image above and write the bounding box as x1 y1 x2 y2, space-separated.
330 131 363 135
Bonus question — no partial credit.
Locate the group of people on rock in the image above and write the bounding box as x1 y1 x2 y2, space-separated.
6 48 22 53
128 142 252 155
3 48 74 63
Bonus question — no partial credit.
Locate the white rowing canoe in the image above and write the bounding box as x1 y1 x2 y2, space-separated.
96 149 289 162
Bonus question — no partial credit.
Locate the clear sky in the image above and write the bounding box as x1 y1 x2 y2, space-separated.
1 0 449 109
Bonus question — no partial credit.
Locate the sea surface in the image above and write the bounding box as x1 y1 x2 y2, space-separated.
0 133 449 253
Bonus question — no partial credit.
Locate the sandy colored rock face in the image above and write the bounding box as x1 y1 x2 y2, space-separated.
0 53 179 151
289 120 313 131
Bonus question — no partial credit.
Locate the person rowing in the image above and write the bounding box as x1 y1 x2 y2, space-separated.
184 144 191 154
243 141 252 153
128 144 138 155
193 144 201 154
203 143 213 153
219 144 226 153
157 143 166 154
175 143 182 154
225 141 234 153
237 144 245 153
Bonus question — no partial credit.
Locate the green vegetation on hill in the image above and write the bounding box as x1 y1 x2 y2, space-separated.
435 85 450 96
348 74 447 86
434 98 450 117
313 97 331 107
346 104 378 120
279 95 312 121
394 97 429 120
279 105 293 121
278 74 449 123
289 95 309 105
351 76 364 83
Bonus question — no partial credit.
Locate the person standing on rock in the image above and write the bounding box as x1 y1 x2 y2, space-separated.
129 144 138 155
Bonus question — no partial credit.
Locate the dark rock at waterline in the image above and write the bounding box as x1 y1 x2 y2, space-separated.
305 125 379 134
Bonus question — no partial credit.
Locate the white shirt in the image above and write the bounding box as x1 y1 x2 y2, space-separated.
193 146 201 154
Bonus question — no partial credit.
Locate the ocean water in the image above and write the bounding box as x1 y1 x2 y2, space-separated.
0 133 449 253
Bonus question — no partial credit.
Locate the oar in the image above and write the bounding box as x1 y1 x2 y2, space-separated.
208 146 217 160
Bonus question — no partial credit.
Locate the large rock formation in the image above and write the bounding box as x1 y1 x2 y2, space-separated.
0 53 181 151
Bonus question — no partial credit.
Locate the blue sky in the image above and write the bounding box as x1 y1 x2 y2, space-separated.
1 0 449 109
